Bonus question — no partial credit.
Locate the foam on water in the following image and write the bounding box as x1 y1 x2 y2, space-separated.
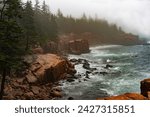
61 45 150 99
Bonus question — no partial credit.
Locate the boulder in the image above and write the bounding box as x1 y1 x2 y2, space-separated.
97 93 147 100
25 54 76 83
83 62 90 70
140 78 150 97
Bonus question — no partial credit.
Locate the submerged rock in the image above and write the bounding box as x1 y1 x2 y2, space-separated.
104 64 113 69
69 58 78 63
83 62 90 70
67 78 75 82
99 71 108 75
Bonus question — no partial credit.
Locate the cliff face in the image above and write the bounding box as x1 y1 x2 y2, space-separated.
3 54 76 100
58 33 144 46
58 38 90 55
25 54 76 83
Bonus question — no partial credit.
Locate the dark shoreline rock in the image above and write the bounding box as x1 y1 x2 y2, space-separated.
140 78 150 98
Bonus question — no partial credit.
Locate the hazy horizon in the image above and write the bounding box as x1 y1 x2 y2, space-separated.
22 0 150 40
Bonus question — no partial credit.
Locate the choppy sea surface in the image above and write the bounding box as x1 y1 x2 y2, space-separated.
60 45 150 100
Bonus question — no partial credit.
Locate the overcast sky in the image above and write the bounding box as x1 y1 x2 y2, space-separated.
22 0 150 39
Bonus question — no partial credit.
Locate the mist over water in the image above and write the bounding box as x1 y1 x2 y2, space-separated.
23 0 150 40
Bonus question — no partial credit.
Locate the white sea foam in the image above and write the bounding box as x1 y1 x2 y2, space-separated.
61 45 150 99
90 45 123 50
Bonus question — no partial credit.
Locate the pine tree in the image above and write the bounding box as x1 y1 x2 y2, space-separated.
49 14 58 40
21 0 35 50
0 0 24 99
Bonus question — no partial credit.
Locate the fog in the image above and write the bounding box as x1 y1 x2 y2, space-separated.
22 0 150 39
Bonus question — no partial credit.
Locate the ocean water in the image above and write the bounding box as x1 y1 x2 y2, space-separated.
60 45 150 100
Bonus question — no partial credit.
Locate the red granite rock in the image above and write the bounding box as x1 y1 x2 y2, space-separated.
97 93 147 100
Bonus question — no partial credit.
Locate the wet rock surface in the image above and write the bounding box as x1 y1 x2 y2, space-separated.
68 58 115 78
3 54 76 100
97 93 148 100
58 39 90 55
140 78 150 98
2 53 150 100
3 76 65 100
24 54 76 83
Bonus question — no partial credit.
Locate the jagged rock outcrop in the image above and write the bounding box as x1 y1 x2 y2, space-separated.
140 78 150 98
68 39 90 54
58 39 90 55
97 93 147 100
3 77 62 100
3 54 76 100
25 54 76 83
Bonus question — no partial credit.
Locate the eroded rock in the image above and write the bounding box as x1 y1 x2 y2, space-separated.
31 86 40 95
24 92 34 99
25 54 76 83
26 73 37 83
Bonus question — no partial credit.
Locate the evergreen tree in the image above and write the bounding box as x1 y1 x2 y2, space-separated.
33 0 58 43
33 0 42 44
0 0 24 99
21 0 35 50
49 14 58 40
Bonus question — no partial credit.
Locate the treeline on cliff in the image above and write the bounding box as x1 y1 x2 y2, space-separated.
56 10 142 45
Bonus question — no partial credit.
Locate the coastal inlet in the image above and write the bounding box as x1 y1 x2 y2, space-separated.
60 44 150 100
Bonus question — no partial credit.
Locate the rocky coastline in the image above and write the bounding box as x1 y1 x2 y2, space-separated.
3 54 76 100
3 54 150 100
2 39 150 100
66 58 150 100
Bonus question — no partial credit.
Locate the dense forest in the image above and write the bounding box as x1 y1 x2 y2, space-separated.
0 0 143 99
